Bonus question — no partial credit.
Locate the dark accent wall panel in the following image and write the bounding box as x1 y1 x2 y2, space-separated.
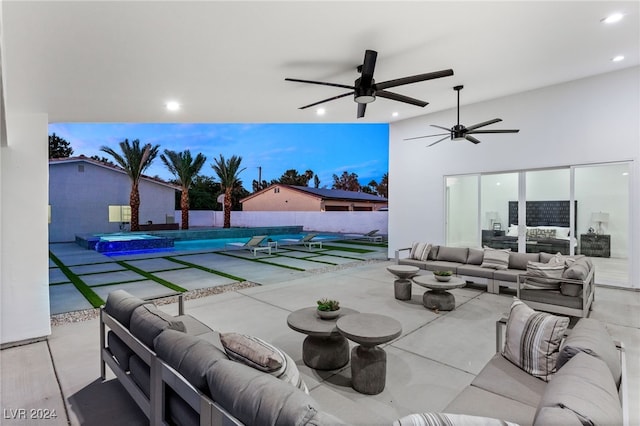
508 201 577 232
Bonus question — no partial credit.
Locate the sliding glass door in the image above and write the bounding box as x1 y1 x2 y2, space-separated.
480 173 518 250
445 175 478 248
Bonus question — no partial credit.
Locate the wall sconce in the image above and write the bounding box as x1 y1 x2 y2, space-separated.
591 212 609 235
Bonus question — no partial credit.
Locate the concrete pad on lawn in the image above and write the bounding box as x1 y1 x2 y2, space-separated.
306 254 362 265
91 281 178 301
50 284 94 314
49 268 70 284
70 263 126 275
259 256 333 270
122 257 190 273
81 270 147 286
153 268 237 291
276 250 325 259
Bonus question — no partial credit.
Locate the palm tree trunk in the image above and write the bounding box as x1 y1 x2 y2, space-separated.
181 188 190 230
223 188 232 228
130 183 140 231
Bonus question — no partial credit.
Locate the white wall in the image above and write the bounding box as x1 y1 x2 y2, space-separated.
181 210 388 235
1 114 51 345
390 67 639 288
49 162 176 242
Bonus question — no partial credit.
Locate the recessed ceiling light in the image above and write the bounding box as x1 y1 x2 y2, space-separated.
316 108 326 116
612 55 625 62
601 13 624 24
166 101 180 111
392 112 399 117
622 172 629 176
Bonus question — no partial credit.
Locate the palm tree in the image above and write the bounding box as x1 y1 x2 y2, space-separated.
160 149 206 230
211 154 245 228
101 139 159 231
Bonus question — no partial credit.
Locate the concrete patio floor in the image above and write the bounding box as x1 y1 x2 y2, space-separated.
2 260 639 425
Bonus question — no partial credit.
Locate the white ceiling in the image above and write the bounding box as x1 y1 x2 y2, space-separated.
2 1 638 124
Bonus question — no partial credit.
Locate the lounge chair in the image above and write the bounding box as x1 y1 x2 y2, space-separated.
345 229 383 242
280 233 323 250
224 235 272 256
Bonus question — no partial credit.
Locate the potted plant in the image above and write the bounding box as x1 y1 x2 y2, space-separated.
433 270 453 282
316 298 341 319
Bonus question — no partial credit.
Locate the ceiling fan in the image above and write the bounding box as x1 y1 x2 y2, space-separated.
404 85 520 146
285 49 454 118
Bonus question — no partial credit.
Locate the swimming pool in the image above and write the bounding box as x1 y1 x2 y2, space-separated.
91 233 174 253
173 233 340 252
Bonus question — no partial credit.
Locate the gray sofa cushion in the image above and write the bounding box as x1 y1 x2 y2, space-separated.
466 248 484 265
493 269 522 282
154 329 228 394
539 252 556 263
471 353 546 408
107 331 134 370
129 354 150 398
427 245 440 260
207 359 318 426
557 318 621 387
534 352 622 426
533 407 582 426
167 392 199 426
398 258 428 269
444 385 537 426
104 290 146 328
423 261 463 274
560 282 583 297
437 246 468 263
562 257 592 280
508 252 540 270
175 314 214 336
456 264 494 279
130 304 186 350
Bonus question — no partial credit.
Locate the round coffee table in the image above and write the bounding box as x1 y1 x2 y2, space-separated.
287 307 358 370
336 313 402 395
412 274 466 311
386 265 420 300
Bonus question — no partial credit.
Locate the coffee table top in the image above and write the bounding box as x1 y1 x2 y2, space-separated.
287 307 359 337
412 274 466 291
386 265 420 279
336 313 402 346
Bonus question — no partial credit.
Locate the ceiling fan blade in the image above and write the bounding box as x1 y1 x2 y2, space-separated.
428 135 451 147
430 124 452 131
403 132 450 141
357 103 367 118
285 78 354 90
467 129 520 134
299 92 352 109
375 69 454 90
465 118 502 131
376 90 428 107
359 50 377 87
465 135 482 144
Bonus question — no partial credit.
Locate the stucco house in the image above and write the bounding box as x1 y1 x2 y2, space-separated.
49 156 179 242
241 184 388 211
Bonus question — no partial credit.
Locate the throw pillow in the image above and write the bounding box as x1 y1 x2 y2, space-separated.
220 332 283 372
410 242 432 261
393 413 519 426
506 224 519 237
523 261 564 290
502 298 569 381
480 247 510 270
220 333 309 393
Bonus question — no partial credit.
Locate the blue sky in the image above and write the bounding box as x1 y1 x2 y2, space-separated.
48 123 389 188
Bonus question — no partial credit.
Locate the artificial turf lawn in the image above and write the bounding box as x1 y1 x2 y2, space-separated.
49 251 105 307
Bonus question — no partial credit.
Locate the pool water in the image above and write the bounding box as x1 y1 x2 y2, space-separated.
173 233 338 252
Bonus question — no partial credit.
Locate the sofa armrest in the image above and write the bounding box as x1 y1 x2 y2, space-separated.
495 317 508 353
615 340 629 426
395 247 411 262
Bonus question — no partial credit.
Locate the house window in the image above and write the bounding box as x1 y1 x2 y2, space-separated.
274 187 280 193
78 165 85 173
325 205 349 211
108 205 131 223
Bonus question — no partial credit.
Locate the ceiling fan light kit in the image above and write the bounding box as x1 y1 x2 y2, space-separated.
285 49 454 118
404 84 520 147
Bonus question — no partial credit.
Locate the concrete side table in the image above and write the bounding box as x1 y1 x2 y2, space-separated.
386 265 420 300
412 275 466 311
336 313 402 395
287 307 358 370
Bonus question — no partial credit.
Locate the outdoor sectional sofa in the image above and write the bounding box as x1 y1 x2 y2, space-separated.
395 244 595 317
101 290 626 425
100 290 344 426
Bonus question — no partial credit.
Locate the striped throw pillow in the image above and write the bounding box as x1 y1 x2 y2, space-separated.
393 412 519 426
523 261 564 289
220 333 308 393
480 247 510 270
410 242 432 261
502 298 569 381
